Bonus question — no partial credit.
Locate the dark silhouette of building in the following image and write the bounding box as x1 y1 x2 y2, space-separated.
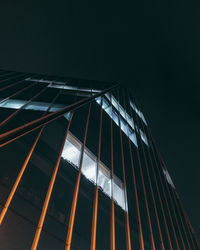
0 69 199 250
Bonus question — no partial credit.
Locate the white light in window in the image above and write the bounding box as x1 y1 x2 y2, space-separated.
0 99 24 109
62 139 81 167
82 150 97 183
61 132 126 211
140 129 149 146
97 163 111 197
163 169 175 189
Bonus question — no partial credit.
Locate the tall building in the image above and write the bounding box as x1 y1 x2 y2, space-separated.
0 69 199 250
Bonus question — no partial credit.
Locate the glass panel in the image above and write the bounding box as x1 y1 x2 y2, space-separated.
82 150 97 184
120 118 128 135
62 134 81 167
129 130 138 147
140 129 148 146
112 109 119 126
97 162 111 197
113 176 125 210
0 99 25 109
163 169 175 189
102 97 109 110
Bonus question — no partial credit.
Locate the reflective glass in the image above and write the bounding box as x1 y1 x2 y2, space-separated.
62 137 81 167
97 163 111 197
140 129 148 146
82 150 97 183
113 177 125 210
0 99 24 109
112 109 119 126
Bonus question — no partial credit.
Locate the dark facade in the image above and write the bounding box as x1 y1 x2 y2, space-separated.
0 69 199 250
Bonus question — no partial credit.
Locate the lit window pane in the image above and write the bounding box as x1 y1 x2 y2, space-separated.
0 99 24 109
82 150 97 183
97 163 111 197
112 110 119 126
120 119 127 134
102 97 109 110
129 131 138 147
62 135 81 167
163 169 175 189
140 129 148 146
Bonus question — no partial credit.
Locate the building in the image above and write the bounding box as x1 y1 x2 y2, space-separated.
0 69 199 250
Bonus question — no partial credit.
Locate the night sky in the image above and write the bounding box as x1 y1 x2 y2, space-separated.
0 0 200 239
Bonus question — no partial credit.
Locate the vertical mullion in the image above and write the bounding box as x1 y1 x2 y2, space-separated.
171 189 192 249
132 98 165 250
147 129 182 249
139 113 174 249
65 103 92 250
0 90 61 225
179 204 200 249
31 112 73 250
109 93 115 250
90 97 103 250
127 92 156 250
117 89 131 250
124 91 145 250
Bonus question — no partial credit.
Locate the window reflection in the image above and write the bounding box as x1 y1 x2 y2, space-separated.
62 132 127 211
82 150 97 183
62 133 81 167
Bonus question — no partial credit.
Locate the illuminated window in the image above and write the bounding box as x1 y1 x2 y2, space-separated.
82 149 97 183
139 129 149 146
62 133 81 167
62 131 127 211
113 176 126 210
130 101 147 125
97 162 111 197
95 96 138 147
163 169 175 189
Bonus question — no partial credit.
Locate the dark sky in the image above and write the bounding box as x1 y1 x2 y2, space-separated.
0 0 200 239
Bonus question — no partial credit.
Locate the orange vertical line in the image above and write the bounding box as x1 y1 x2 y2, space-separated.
141 119 173 249
31 114 73 250
90 97 103 250
172 190 191 249
134 111 164 250
127 138 144 250
157 149 199 250
128 94 155 250
152 137 188 250
175 191 197 249
159 166 186 249
117 90 131 250
0 90 60 225
65 104 92 250
123 91 144 250
148 130 180 249
110 94 115 250
91 187 99 250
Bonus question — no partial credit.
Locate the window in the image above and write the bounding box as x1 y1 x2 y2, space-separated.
163 169 175 189
82 149 97 183
139 129 149 146
61 131 127 211
62 133 81 167
97 162 111 197
113 176 126 210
